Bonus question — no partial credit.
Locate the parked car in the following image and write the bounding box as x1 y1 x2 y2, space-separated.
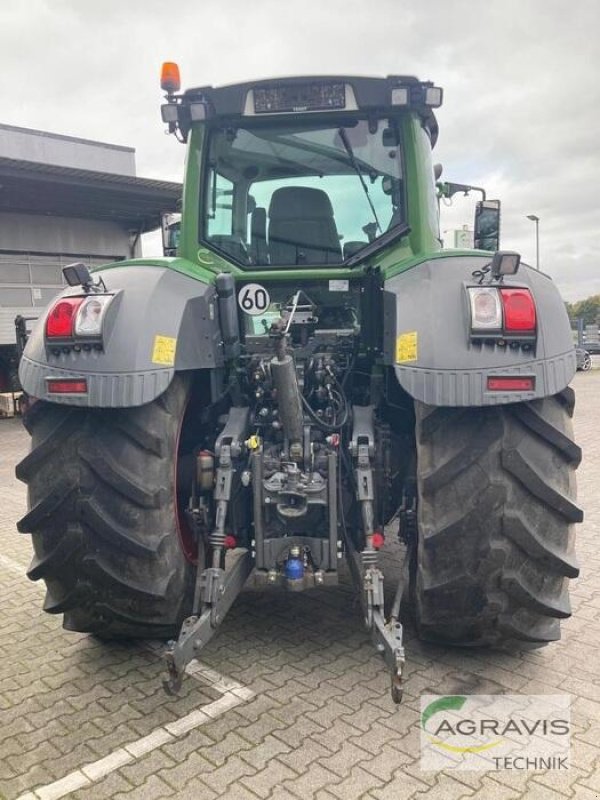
576 347 592 371
582 341 600 355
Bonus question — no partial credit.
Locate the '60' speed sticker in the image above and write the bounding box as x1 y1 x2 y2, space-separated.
238 283 270 315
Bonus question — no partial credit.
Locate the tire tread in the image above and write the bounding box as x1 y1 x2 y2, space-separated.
16 379 194 638
414 392 581 647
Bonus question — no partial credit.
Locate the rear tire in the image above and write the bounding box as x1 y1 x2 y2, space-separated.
413 389 582 647
16 376 196 638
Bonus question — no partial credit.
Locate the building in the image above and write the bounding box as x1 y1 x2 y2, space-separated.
0 123 181 389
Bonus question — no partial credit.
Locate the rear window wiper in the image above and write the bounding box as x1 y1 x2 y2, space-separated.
338 127 382 235
345 222 411 267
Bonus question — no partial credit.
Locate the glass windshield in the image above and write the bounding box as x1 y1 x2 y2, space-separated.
202 117 404 267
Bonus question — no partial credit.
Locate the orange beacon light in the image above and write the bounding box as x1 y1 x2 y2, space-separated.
161 62 181 94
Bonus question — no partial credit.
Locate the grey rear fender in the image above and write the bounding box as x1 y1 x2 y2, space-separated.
383 254 575 406
19 265 223 407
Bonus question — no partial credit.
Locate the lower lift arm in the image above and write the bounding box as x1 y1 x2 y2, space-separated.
163 408 253 694
345 405 406 703
163 550 254 694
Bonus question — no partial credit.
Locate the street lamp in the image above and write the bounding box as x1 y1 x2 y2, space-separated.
526 214 540 270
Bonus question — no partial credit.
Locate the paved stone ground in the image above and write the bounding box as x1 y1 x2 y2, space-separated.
1 370 599 800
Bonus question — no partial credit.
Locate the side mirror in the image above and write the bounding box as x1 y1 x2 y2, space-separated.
474 199 501 251
161 213 181 257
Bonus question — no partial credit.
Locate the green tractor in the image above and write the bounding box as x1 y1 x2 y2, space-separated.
16 66 582 701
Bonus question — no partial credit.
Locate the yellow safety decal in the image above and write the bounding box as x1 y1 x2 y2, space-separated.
396 331 418 363
152 335 177 366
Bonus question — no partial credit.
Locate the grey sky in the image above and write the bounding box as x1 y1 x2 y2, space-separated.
2 0 598 300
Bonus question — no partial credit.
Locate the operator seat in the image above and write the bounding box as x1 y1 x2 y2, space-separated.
268 187 343 265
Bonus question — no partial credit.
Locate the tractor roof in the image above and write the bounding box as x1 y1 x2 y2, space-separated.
179 75 441 146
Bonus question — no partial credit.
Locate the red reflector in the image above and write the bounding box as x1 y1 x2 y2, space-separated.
500 288 536 331
371 531 385 549
47 379 88 394
46 298 83 338
487 377 535 391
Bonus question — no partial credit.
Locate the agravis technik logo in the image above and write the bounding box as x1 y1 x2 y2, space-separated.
420 694 571 771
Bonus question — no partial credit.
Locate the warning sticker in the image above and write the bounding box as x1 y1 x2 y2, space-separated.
152 335 177 366
396 331 418 363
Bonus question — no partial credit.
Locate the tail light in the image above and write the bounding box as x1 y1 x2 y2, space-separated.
468 286 537 337
74 295 113 336
46 294 113 340
47 379 88 394
468 287 502 331
46 298 84 338
487 376 535 391
500 288 536 332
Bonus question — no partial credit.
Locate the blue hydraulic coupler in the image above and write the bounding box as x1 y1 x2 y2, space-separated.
285 547 304 580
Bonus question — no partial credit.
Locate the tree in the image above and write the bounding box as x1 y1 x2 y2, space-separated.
565 295 600 327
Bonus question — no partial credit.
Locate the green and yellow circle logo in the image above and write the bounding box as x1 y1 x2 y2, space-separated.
422 696 503 754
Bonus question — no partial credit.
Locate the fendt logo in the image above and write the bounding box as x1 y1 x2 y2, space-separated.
420 694 571 771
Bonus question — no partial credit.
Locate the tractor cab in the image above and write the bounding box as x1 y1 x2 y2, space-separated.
201 117 404 267
160 70 444 271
